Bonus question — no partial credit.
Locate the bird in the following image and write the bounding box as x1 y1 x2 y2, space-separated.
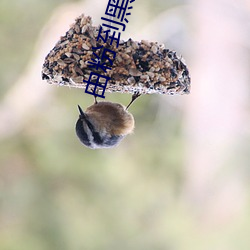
75 92 140 149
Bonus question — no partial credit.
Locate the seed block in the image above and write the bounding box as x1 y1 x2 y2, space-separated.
42 14 190 95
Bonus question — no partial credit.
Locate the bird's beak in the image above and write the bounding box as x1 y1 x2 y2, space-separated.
77 105 86 119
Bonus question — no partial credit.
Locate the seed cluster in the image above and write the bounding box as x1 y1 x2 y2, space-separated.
42 14 190 95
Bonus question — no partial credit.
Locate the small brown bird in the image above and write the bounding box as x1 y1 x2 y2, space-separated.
75 93 140 149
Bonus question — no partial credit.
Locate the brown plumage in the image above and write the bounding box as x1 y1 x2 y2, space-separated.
85 102 134 136
75 101 135 149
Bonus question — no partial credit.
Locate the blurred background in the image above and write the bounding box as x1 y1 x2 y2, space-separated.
1 0 250 249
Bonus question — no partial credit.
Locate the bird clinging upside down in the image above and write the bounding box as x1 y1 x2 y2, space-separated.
75 92 140 149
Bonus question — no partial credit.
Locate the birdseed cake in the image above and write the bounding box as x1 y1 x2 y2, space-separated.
42 14 190 95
